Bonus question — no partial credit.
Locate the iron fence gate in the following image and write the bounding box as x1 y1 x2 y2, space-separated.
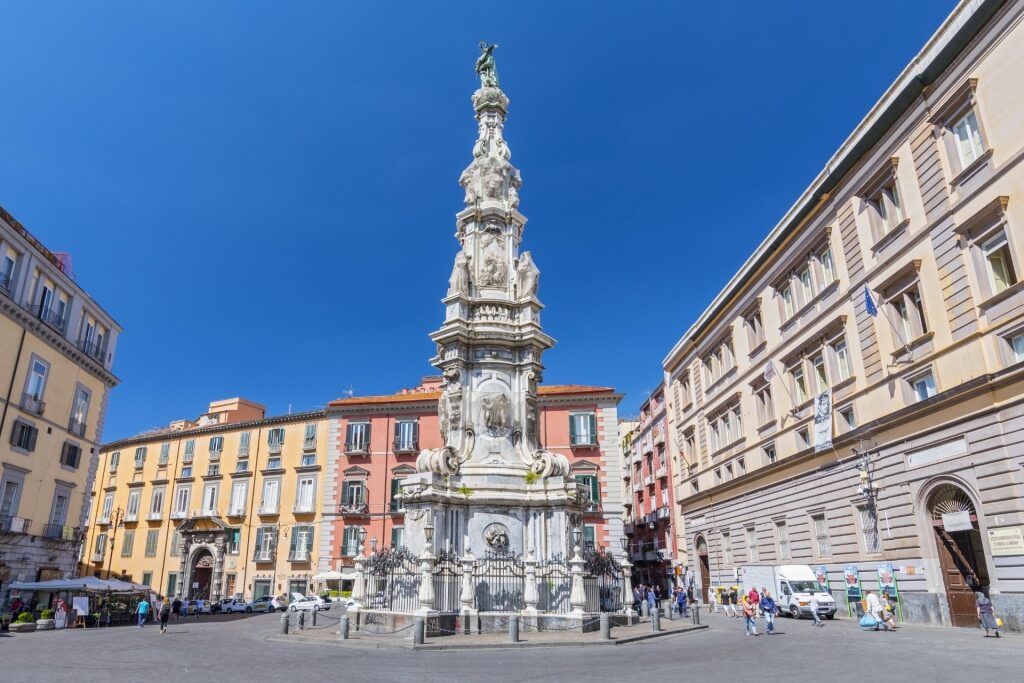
431 550 462 612
474 549 525 612
365 546 421 612
536 554 572 614
583 548 624 612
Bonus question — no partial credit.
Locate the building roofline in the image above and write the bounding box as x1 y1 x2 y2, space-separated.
662 0 1006 372
326 384 619 408
100 409 325 452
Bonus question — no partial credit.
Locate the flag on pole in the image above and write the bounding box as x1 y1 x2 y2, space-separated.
763 360 776 383
864 286 878 317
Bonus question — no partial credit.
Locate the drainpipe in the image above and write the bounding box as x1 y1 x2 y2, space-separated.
0 328 27 438
156 439 183 595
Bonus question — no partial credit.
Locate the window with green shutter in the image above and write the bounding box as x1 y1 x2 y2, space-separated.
570 412 598 446
390 478 404 512
575 474 600 510
583 525 597 551
391 526 405 548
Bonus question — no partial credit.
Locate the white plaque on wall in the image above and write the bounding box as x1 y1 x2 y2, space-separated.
942 511 972 532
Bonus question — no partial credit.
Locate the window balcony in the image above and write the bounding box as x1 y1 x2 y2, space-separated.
633 482 643 493
657 507 672 521
570 435 598 448
623 499 633 509
268 442 283 455
653 426 665 446
170 510 186 520
76 337 105 362
288 550 311 562
124 511 138 522
32 302 67 333
227 508 247 518
656 466 668 479
303 438 317 451
209 450 221 462
20 393 45 416
645 475 655 487
0 516 32 534
257 506 280 516
393 439 419 454
623 521 635 535
0 271 13 295
97 515 111 526
68 417 87 438
345 440 370 455
339 503 369 516
292 504 315 514
253 550 275 563
42 524 78 541
90 552 106 563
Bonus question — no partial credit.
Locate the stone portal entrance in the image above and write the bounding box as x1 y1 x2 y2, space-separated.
928 484 990 627
191 551 214 600
695 535 710 602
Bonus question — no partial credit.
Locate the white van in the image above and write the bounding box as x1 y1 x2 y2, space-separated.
739 564 837 619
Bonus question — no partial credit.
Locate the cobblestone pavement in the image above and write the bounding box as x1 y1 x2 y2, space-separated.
0 607 1019 682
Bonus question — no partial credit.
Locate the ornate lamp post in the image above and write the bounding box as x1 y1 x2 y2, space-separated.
569 524 586 614
619 535 636 617
418 519 436 613
351 527 369 608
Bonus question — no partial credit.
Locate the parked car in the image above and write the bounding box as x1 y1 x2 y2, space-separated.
185 599 213 615
218 598 250 614
247 595 288 613
288 593 327 612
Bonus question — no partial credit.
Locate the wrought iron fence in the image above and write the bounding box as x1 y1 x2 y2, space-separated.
536 554 572 614
583 548 624 612
431 549 462 612
474 549 525 612
365 546 421 612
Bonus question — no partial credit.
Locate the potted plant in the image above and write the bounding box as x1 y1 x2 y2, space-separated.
10 611 37 633
36 608 56 631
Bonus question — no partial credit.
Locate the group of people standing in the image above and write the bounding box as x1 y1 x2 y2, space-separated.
711 586 782 636
631 583 696 617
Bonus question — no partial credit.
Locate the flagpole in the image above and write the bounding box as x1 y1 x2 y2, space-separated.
865 287 913 356
764 360 802 417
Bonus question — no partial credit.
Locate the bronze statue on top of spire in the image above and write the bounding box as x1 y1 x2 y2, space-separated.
476 42 499 88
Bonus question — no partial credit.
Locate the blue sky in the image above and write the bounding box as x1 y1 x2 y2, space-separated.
0 1 955 440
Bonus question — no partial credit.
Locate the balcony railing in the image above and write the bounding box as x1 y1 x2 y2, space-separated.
42 524 78 541
657 507 671 520
68 417 87 437
570 435 598 447
124 511 138 522
345 440 370 455
253 550 275 562
33 302 67 333
170 510 186 519
0 516 32 534
209 450 221 462
653 426 665 446
0 271 13 295
257 505 280 516
303 438 317 451
227 509 246 518
76 337 105 362
288 551 311 562
90 552 105 563
20 393 45 416
656 466 668 479
645 475 655 487
393 439 419 453
268 442 283 455
146 511 163 521
339 503 369 516
293 504 315 514
633 482 643 493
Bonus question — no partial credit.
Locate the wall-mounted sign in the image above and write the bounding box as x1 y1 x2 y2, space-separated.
988 527 1024 556
942 511 973 532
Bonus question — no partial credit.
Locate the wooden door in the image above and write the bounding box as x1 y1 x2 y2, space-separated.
934 527 978 627
699 551 711 602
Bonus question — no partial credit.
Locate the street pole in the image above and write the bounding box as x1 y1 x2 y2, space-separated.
105 508 123 579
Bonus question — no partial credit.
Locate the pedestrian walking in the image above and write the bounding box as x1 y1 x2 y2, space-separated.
686 584 695 606
158 598 171 634
171 597 182 620
676 587 689 617
742 596 759 636
632 585 643 613
809 592 823 627
646 586 656 616
761 589 777 635
708 586 718 614
975 591 1000 638
880 592 898 630
135 597 150 628
725 587 739 617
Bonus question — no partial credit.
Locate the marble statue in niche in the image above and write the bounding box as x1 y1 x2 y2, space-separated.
516 251 539 299
480 393 511 435
448 251 471 296
480 253 507 288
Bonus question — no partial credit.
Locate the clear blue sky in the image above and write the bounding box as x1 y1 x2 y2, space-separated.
0 1 955 440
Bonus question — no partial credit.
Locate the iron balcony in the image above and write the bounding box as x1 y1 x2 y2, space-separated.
20 393 45 416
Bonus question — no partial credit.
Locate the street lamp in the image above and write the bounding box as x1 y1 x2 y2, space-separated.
571 525 582 550
370 537 378 554
424 519 434 544
619 536 628 552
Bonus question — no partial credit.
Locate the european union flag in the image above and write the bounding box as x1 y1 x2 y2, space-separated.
864 286 878 317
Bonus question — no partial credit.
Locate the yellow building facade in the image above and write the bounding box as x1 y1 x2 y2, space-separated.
81 398 328 601
1 205 121 591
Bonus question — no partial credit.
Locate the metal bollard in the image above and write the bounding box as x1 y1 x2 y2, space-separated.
692 605 700 625
298 610 305 630
600 612 611 640
280 612 289 635
414 616 425 645
651 607 661 632
508 615 520 643
667 604 675 620
641 601 650 618
311 609 317 627
339 615 349 640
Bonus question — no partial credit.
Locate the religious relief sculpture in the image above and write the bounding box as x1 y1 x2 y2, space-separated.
480 253 508 288
448 251 472 297
480 393 511 435
515 251 539 300
483 523 510 550
475 42 499 89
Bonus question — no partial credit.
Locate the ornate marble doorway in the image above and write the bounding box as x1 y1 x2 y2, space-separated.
191 550 214 600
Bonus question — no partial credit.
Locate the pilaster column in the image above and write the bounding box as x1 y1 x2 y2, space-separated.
523 547 539 614
569 542 586 615
417 549 436 613
459 552 476 611
619 551 636 617
351 553 367 607
177 538 191 599
211 538 225 601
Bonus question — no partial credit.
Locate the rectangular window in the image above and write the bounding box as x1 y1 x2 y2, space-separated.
812 514 831 558
1011 333 1024 363
166 573 178 598
754 384 774 424
793 366 807 404
775 520 790 560
390 478 405 512
342 527 360 556
101 493 114 523
145 529 159 557
574 474 600 510
799 268 814 302
209 436 224 456
24 357 49 404
109 451 120 472
569 413 598 446
170 530 182 556
708 421 720 452
871 180 903 233
301 452 316 467
228 528 241 555
158 443 170 466
267 428 285 453
295 475 316 512
238 431 251 457
839 406 856 432
982 232 1018 295
889 284 928 343
121 529 135 557
746 527 759 563
391 526 405 548
173 485 191 518
183 439 195 463
254 526 277 561
342 481 366 508
303 423 317 450
60 442 82 468
797 428 810 449
911 373 937 402
953 109 985 167
819 247 835 283
48 492 69 527
235 460 249 473
859 506 881 553
811 353 828 393
583 525 597 551
260 479 280 513
125 490 141 521
10 421 38 451
181 465 193 478
763 445 776 465
229 481 248 515
134 446 147 469
833 340 850 382
207 463 220 476
93 533 107 561
143 572 154 590
746 310 764 349
781 283 795 319
345 422 370 453
266 456 282 470
721 531 732 565
289 525 314 561
69 386 90 436
149 487 165 518
394 420 419 452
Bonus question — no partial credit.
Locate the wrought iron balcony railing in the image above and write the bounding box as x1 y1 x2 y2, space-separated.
392 439 419 453
76 337 105 362
68 417 87 437
33 302 67 333
20 393 45 416
345 440 370 455
0 516 31 534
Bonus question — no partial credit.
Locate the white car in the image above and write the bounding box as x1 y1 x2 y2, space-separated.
247 595 288 613
288 593 327 612
184 599 212 615
218 598 250 614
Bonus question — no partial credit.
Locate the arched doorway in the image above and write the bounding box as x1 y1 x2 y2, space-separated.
927 483 990 627
190 550 215 600
695 535 710 603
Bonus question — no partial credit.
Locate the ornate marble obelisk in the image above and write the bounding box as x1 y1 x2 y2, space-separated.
402 45 585 563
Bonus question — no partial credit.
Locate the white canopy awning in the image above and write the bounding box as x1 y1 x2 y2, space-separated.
7 577 151 593
312 571 358 581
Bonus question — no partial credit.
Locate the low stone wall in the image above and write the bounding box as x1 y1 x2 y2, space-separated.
352 609 631 637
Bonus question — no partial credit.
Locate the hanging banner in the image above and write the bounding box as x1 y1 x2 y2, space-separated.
942 511 973 532
877 563 896 595
814 565 830 593
813 389 833 452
